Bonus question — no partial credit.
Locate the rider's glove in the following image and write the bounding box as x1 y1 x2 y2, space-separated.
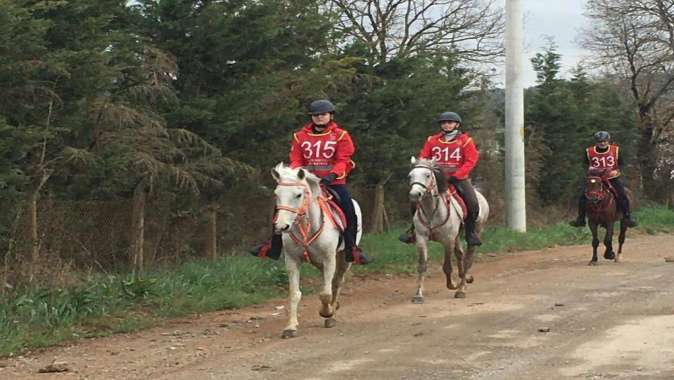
320 173 337 186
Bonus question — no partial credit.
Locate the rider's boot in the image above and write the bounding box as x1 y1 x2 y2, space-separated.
569 196 587 227
464 218 482 247
249 234 282 260
398 224 416 244
618 196 638 228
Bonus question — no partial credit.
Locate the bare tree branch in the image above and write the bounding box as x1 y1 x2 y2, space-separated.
331 0 504 65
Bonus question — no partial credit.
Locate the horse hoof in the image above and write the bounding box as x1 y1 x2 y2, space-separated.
411 296 424 304
466 275 474 284
319 310 334 318
614 255 621 263
588 260 598 266
604 251 615 260
281 329 297 339
447 282 458 290
324 318 337 328
454 290 466 299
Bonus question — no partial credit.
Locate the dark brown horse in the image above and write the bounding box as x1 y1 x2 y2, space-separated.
584 168 631 265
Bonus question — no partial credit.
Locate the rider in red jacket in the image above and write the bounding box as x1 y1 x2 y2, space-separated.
569 131 637 228
400 111 482 246
250 100 371 264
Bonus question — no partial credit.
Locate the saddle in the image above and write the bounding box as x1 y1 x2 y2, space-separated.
446 184 468 221
320 188 347 232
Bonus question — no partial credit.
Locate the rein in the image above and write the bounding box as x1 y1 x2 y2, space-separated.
276 180 337 263
585 177 615 214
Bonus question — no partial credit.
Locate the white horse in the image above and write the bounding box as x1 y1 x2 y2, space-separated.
271 163 362 338
408 157 489 301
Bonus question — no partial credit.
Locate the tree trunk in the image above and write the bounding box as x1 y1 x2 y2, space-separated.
130 180 147 273
637 112 659 200
207 206 217 261
27 173 50 284
368 174 392 233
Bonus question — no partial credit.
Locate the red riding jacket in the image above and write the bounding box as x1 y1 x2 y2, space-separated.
289 121 355 185
419 132 479 180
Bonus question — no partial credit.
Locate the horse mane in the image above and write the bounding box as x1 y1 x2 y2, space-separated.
414 158 448 193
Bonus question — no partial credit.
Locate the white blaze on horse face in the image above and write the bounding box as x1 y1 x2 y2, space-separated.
274 185 304 233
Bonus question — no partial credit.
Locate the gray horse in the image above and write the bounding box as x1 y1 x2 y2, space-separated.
408 157 489 301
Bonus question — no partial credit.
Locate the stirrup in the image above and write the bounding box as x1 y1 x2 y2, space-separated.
249 242 280 260
346 247 373 265
398 227 416 244
466 234 482 247
623 216 638 228
568 218 586 227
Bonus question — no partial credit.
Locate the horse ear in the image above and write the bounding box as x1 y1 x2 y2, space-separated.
297 168 306 180
411 156 417 165
271 168 280 182
271 163 283 182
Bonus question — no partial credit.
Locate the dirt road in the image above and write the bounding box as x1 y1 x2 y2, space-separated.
3 234 674 379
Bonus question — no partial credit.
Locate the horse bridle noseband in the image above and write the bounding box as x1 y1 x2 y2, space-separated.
410 165 452 235
274 180 334 263
410 165 440 198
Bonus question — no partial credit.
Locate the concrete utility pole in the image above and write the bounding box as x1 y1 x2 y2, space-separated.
505 0 527 232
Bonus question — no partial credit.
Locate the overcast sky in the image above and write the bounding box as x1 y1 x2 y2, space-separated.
524 0 589 86
497 0 590 87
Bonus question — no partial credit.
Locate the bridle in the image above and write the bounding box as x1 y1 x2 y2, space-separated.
275 180 335 263
410 165 452 236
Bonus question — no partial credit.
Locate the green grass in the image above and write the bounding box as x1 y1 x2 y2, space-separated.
2 205 674 356
0 257 289 356
356 222 593 274
633 204 674 234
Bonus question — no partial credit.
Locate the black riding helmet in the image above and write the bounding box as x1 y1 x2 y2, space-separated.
594 131 611 142
437 111 462 124
308 99 335 115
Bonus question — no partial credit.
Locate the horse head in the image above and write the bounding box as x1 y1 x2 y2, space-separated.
271 163 321 234
408 157 447 202
584 168 616 204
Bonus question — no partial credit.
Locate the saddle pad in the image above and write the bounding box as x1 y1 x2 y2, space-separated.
325 193 347 232
447 185 468 221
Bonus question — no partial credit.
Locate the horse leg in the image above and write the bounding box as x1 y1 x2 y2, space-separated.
603 222 615 260
326 251 350 328
282 255 302 338
318 250 336 320
616 220 627 263
454 237 468 299
412 235 429 304
589 222 599 266
443 239 457 291
465 222 483 284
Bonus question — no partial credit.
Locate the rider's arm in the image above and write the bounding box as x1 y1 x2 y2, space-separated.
331 131 355 179
617 148 625 167
418 137 433 159
453 137 479 180
289 133 306 168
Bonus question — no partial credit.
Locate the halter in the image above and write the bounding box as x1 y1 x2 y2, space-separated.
410 165 452 238
275 180 337 263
